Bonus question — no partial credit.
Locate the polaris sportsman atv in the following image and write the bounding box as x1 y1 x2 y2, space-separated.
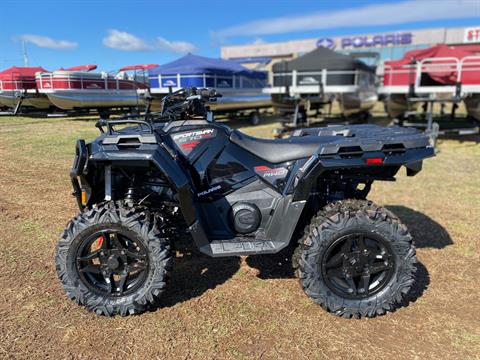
56 88 434 317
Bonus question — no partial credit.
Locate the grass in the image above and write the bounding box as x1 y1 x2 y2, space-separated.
0 114 479 359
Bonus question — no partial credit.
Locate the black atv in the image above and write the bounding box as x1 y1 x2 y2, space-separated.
56 87 434 317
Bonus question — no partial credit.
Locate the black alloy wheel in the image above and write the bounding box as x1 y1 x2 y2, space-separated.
321 232 395 299
75 229 149 297
294 199 417 318
56 201 172 316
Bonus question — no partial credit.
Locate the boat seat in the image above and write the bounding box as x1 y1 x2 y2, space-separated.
230 130 328 163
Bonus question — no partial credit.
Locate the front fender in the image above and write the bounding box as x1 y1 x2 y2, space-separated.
73 143 197 226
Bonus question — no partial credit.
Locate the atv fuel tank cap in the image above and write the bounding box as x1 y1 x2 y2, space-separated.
231 202 261 234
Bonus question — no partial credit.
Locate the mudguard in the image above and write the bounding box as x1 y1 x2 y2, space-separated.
287 125 435 201
71 138 197 226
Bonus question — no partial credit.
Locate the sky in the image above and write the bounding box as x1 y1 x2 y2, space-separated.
1 0 479 72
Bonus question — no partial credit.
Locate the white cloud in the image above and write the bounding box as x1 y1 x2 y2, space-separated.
102 29 196 53
157 37 197 53
19 34 78 50
103 29 153 51
251 38 266 45
215 0 480 38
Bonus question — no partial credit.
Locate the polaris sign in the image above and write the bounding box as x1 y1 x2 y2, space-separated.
316 38 335 49
341 33 413 48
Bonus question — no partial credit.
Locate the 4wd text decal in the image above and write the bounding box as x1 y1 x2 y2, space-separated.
254 166 288 178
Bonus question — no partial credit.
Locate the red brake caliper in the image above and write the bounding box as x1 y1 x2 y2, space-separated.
96 236 104 248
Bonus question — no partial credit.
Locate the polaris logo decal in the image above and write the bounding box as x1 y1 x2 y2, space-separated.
197 185 221 197
299 76 319 85
163 79 177 87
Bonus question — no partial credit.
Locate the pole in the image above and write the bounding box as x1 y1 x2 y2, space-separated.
22 41 29 67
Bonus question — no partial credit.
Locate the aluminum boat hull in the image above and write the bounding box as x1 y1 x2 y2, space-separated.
464 95 480 121
338 90 378 116
41 90 145 110
207 92 271 112
37 70 147 110
149 88 271 113
0 91 51 109
270 90 376 117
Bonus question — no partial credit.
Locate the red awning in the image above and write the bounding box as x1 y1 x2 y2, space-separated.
60 64 97 72
118 64 159 71
386 45 480 66
0 66 48 80
384 44 480 85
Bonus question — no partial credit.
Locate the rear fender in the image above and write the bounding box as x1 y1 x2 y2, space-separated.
289 147 433 201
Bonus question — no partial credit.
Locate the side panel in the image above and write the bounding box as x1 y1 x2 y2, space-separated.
166 124 305 256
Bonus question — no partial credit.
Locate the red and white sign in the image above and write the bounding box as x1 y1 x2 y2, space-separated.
464 27 480 43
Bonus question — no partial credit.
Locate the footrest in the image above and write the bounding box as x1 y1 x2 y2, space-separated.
200 239 285 257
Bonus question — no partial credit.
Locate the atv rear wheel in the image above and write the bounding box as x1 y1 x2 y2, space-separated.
55 201 172 316
295 199 416 318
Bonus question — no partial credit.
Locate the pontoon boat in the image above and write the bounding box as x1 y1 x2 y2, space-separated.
36 64 156 111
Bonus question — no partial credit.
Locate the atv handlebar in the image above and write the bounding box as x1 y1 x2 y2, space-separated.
159 87 221 121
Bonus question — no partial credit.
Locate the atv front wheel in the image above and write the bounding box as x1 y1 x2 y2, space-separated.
295 199 416 318
55 201 172 316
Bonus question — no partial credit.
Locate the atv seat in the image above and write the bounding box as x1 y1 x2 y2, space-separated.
230 130 331 163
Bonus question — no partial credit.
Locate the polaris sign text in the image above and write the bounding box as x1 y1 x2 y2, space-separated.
341 33 413 48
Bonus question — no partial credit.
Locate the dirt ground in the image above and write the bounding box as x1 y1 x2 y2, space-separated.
0 114 479 359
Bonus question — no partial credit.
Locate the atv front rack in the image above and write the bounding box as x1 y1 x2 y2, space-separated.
95 119 154 135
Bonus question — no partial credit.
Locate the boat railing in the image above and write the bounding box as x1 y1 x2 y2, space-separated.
382 64 417 88
149 73 266 93
380 56 480 94
37 72 145 92
415 57 460 94
0 74 37 92
458 56 480 92
267 68 372 95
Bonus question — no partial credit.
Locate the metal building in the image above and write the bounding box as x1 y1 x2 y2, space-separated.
221 25 480 70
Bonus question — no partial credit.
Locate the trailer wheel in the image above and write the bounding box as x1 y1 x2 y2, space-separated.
250 111 261 125
294 199 416 318
55 201 172 316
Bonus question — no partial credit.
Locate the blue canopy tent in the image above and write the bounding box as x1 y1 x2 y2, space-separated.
148 53 267 91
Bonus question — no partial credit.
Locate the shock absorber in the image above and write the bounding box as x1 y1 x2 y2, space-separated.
125 187 137 201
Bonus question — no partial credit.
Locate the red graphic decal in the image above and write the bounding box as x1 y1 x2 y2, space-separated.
254 166 271 171
181 141 200 150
